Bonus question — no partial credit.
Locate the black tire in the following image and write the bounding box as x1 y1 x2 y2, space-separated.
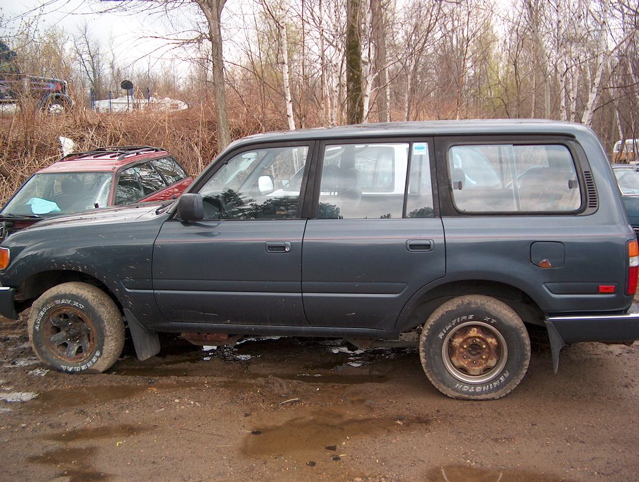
419 295 531 400
27 282 125 373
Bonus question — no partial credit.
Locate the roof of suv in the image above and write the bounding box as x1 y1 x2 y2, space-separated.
229 119 589 149
40 146 171 174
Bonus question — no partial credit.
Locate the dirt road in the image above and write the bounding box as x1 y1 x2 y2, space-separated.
1 313 638 481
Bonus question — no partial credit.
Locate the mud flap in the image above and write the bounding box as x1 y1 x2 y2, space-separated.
124 309 161 360
544 320 566 374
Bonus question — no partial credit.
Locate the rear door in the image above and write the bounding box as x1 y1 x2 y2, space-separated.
302 139 446 332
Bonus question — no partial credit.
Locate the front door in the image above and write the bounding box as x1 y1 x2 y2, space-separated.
153 144 311 326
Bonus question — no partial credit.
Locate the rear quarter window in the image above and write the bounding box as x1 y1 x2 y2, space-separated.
449 144 581 213
151 157 188 185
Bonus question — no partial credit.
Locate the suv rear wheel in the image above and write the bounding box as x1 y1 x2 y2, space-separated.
27 282 125 373
419 295 531 400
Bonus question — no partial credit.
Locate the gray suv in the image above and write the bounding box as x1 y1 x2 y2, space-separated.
1 120 638 400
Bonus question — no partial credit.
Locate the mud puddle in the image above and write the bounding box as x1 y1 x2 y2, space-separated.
28 446 108 481
426 465 568 481
243 407 430 458
26 382 201 414
44 424 148 443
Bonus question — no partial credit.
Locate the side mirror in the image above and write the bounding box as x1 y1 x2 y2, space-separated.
258 175 275 194
176 193 204 222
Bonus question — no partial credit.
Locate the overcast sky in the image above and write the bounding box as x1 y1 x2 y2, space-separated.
1 0 185 68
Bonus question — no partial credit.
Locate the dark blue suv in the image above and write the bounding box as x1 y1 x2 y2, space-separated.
1 120 638 400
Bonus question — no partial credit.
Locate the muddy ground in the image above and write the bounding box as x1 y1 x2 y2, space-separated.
0 311 638 482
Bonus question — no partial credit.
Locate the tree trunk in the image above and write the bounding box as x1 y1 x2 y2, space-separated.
362 2 373 122
371 0 389 122
280 21 296 131
346 0 364 124
525 0 550 118
581 0 611 128
194 0 231 152
319 0 329 125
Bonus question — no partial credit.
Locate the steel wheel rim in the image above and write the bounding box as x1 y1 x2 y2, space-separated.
43 307 97 363
441 321 508 384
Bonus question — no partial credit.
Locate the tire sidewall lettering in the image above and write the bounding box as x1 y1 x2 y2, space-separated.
33 299 87 332
60 350 102 373
453 370 511 393
437 313 498 340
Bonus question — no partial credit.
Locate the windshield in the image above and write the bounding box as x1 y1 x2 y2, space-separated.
614 169 639 195
2 172 113 216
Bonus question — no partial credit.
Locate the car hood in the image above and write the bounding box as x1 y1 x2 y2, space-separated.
21 203 165 232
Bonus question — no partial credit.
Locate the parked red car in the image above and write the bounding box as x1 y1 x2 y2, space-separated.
0 146 192 239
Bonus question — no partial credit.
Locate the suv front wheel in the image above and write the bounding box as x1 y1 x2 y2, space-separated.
419 295 531 400
27 282 125 373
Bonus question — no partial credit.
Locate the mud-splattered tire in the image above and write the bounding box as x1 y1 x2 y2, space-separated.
27 282 125 373
419 295 531 400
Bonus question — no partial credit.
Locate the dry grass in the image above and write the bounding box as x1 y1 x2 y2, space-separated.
0 103 275 205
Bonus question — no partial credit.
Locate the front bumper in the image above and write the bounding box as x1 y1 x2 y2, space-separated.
544 307 639 371
0 287 17 320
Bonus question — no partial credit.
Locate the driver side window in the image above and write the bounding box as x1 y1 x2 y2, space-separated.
199 145 309 221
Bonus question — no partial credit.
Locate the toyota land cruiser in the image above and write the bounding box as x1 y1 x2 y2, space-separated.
1 120 638 400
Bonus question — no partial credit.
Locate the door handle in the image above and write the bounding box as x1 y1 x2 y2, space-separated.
406 240 434 252
266 241 292 253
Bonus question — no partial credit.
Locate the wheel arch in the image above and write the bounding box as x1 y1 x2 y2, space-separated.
397 279 545 334
18 270 120 313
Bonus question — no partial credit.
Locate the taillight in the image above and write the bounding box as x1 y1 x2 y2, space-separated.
627 239 639 295
0 248 9 270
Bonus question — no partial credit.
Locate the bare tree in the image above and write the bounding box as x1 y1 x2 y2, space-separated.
192 0 230 150
260 0 296 130
371 0 389 122
394 0 441 121
581 0 612 127
346 0 364 124
73 22 107 101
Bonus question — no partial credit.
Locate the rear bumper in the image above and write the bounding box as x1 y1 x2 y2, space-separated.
545 309 639 344
0 287 17 320
544 307 639 372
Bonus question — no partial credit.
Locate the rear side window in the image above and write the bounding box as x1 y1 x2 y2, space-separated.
318 143 409 219
135 162 167 195
151 157 188 185
115 162 167 204
316 142 434 219
449 144 581 213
